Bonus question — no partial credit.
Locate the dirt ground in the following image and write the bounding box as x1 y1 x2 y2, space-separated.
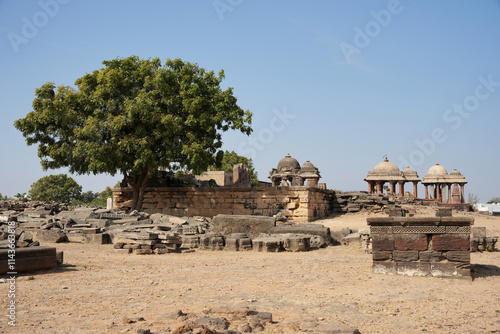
1 210 499 334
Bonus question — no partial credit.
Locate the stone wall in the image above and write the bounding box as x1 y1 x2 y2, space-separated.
112 187 341 222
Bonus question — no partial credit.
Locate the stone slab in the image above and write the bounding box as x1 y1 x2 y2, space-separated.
212 214 276 239
269 224 331 245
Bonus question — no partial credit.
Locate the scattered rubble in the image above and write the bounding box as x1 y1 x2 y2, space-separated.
126 308 361 334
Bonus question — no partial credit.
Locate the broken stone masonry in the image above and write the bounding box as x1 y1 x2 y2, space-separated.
367 207 476 278
0 200 372 262
1 200 496 277
123 308 361 334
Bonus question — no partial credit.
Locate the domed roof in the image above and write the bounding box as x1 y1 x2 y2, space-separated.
450 169 462 176
373 157 400 173
277 154 300 173
403 166 414 173
427 163 448 176
301 160 316 172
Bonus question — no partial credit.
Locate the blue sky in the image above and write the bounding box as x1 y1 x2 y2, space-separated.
1 0 499 202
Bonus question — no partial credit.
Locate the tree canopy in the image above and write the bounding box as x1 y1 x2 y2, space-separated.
15 56 252 210
29 174 82 203
487 197 500 204
210 150 258 186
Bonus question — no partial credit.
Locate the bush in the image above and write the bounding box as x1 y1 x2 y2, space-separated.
29 174 82 203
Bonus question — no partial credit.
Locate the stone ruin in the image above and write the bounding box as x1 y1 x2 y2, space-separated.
367 208 475 278
0 200 371 267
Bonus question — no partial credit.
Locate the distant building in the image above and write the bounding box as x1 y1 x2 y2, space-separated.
195 163 251 187
474 203 500 216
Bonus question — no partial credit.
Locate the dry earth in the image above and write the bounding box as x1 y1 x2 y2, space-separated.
1 210 499 334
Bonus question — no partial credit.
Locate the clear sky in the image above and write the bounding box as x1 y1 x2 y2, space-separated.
1 0 499 202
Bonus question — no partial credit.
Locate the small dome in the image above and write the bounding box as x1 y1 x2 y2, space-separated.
427 163 448 176
277 154 300 173
450 169 462 176
403 166 414 173
301 160 316 172
373 157 400 173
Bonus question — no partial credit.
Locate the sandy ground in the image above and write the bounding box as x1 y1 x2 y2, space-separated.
1 210 499 334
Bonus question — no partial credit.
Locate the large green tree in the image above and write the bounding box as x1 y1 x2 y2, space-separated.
15 56 252 211
29 174 82 203
210 150 258 186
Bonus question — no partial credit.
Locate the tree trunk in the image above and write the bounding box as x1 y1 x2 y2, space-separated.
136 167 149 211
124 167 149 212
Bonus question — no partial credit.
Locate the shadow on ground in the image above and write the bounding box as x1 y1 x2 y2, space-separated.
471 263 500 280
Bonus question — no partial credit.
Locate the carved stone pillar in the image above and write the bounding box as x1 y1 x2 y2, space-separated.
399 182 404 197
413 182 418 198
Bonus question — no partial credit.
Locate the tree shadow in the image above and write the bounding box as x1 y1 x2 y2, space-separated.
471 263 500 280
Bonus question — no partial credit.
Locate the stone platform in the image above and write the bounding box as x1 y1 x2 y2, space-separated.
367 212 474 278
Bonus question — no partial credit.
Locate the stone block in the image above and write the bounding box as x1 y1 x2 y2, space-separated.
269 224 331 245
315 324 360 334
181 235 200 249
371 234 394 251
446 251 470 262
0 246 57 274
225 233 252 251
212 214 276 239
32 229 68 243
114 248 132 254
393 250 419 262
282 234 311 252
394 234 428 251
135 249 153 255
124 244 141 249
309 235 327 248
397 262 430 277
419 250 445 262
84 233 111 244
373 262 396 275
372 251 392 261
199 233 225 251
432 234 470 251
252 236 284 252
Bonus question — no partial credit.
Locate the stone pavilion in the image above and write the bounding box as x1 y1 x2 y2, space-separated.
268 154 321 187
364 157 420 197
